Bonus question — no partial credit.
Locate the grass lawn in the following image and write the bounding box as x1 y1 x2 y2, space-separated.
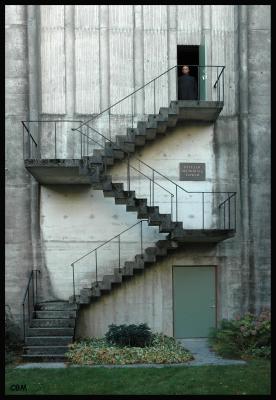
5 359 270 395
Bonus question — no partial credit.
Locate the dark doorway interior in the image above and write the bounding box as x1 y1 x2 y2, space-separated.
177 45 199 80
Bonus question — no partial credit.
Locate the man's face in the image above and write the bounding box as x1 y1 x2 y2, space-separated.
182 66 190 75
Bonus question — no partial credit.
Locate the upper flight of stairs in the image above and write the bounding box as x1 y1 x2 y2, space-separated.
79 101 180 173
22 301 78 362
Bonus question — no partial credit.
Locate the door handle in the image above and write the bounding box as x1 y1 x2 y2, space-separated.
209 305 216 308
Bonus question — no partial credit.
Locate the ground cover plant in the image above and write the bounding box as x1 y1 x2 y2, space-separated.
66 328 193 365
208 310 271 360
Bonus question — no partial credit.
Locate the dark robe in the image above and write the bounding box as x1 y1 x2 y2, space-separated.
178 75 198 100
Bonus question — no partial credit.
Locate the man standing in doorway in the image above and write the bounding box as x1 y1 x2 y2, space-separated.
178 65 198 100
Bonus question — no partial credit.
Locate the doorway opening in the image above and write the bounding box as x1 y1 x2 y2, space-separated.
177 45 206 100
177 45 199 80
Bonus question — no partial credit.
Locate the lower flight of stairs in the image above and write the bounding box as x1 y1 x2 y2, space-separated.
22 301 78 362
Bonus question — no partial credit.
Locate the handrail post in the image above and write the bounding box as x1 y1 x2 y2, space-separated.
132 95 134 129
171 194 173 217
222 67 225 102
108 108 111 140
198 66 200 102
27 289 30 326
152 170 155 206
95 250 98 286
32 272 35 309
22 123 25 160
202 192 205 229
216 66 218 101
224 204 226 229
71 263 76 303
149 180 152 206
154 79 156 114
234 193 236 231
127 153 130 193
118 235 121 272
22 304 25 342
28 123 31 159
35 270 38 306
228 193 231 229
54 122 57 159
80 126 83 158
176 186 178 222
140 220 143 255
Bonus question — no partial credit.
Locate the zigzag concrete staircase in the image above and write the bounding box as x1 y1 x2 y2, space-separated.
22 301 78 362
71 101 232 304
23 100 229 361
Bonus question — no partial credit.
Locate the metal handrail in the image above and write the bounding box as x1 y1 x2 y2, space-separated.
72 64 225 131
22 269 40 342
71 220 147 266
70 220 148 301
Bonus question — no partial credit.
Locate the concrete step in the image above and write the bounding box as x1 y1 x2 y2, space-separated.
155 239 179 250
114 266 134 277
103 274 122 285
36 302 78 311
26 336 73 346
22 354 67 362
145 246 167 257
24 346 69 355
125 260 144 272
33 310 77 319
27 327 74 337
30 319 75 328
126 128 146 146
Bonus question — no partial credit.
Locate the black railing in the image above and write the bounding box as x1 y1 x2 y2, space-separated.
22 65 225 160
73 64 225 136
71 220 147 301
21 120 84 160
22 269 40 342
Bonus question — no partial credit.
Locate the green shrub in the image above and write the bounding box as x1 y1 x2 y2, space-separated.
65 333 193 365
208 310 271 360
5 308 23 365
105 323 153 347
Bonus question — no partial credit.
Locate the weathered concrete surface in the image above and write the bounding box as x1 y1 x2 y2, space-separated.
213 5 271 317
5 5 33 338
5 5 270 339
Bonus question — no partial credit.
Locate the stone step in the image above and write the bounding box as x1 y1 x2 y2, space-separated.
103 274 122 285
155 239 179 250
36 302 78 311
145 246 167 257
33 310 77 319
26 336 73 346
30 319 75 328
27 327 74 337
114 266 134 277
24 346 69 355
126 128 146 146
22 354 67 362
125 260 144 271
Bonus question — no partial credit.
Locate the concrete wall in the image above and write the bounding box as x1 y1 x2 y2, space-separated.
5 5 270 336
5 5 33 334
40 122 216 300
75 245 227 338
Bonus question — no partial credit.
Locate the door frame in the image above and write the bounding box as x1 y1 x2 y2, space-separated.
172 265 218 338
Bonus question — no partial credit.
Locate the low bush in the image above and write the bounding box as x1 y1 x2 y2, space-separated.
65 333 193 365
208 309 271 360
105 323 153 347
5 308 23 365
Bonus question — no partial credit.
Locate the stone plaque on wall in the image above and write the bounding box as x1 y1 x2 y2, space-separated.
179 163 206 181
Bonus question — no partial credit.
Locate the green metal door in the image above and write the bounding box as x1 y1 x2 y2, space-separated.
199 44 206 100
173 266 216 338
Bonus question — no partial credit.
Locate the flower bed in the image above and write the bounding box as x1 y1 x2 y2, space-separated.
65 333 194 365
